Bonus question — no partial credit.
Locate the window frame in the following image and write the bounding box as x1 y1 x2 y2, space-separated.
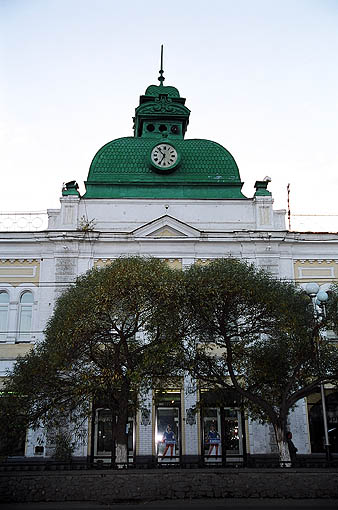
17 290 34 342
0 290 9 341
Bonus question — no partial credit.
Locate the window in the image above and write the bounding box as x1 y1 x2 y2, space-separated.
155 390 181 463
0 291 9 340
18 291 33 340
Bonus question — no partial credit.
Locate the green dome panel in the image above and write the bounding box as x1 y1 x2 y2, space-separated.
84 137 245 199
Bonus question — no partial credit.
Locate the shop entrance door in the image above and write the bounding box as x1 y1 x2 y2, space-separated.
93 408 134 464
309 391 338 453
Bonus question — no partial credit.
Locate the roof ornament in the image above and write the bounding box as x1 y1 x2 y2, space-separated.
158 44 165 85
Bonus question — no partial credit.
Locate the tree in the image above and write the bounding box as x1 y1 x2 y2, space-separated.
184 258 338 466
0 257 184 465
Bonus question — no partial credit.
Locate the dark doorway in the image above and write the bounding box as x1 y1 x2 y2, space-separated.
308 391 338 453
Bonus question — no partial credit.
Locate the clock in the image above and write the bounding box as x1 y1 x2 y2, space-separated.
150 143 180 173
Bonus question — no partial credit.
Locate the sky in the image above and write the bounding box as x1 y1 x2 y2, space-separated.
1 0 338 231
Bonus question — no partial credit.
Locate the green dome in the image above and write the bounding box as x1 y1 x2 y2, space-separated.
83 67 246 200
84 137 245 199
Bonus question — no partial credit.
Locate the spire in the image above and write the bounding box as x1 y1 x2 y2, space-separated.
158 44 165 85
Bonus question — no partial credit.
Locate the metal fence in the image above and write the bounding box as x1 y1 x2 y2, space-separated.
0 454 337 472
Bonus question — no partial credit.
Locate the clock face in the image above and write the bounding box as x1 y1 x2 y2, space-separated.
150 143 179 171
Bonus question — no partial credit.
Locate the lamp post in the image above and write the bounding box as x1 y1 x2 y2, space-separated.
305 282 331 463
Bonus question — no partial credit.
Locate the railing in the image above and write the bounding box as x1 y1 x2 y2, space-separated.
0 212 48 232
0 212 336 233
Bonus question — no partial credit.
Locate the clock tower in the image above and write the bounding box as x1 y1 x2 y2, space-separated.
83 50 246 200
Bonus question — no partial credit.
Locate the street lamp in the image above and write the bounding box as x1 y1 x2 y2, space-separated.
305 282 331 462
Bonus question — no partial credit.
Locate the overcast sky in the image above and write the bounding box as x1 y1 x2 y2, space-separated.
1 0 338 231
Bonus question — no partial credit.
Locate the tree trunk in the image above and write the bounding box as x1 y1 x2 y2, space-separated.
110 411 116 469
114 384 129 467
115 442 128 466
274 422 291 467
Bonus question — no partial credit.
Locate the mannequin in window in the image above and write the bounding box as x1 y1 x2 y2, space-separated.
206 424 221 456
161 424 176 458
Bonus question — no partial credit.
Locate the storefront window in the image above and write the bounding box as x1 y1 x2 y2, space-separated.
223 408 242 455
155 390 181 463
200 389 244 464
203 408 222 462
203 407 243 463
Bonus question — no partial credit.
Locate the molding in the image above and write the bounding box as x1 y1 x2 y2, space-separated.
132 215 201 239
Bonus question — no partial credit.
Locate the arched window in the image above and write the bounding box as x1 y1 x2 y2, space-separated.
18 291 33 340
0 291 9 340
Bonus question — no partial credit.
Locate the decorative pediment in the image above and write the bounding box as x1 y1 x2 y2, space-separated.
151 226 185 238
132 215 201 239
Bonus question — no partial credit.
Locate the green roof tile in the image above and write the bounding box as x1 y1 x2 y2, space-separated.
84 137 245 199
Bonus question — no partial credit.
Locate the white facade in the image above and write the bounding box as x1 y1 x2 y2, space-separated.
1 188 338 462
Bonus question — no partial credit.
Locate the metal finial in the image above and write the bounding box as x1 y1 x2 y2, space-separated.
158 44 165 85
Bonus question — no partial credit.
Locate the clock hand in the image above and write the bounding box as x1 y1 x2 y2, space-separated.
158 149 166 163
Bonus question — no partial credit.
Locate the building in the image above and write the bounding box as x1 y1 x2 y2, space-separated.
1 66 337 465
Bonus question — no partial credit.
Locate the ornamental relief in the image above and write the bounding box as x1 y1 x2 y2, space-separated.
195 259 211 266
0 259 40 286
140 407 151 426
161 259 182 270
186 408 196 426
293 259 338 282
138 103 187 115
94 259 113 268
